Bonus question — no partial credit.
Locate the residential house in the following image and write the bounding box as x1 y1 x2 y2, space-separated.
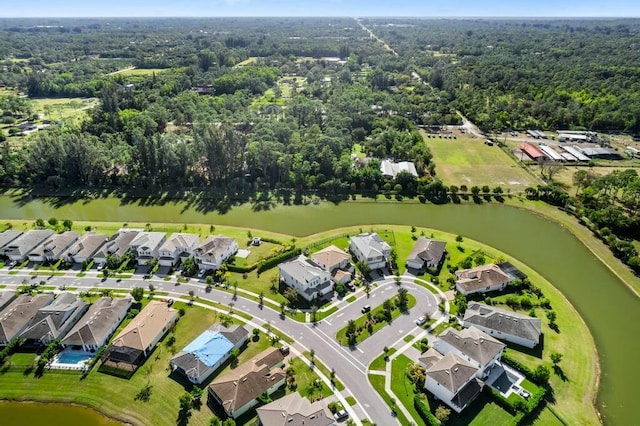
0 291 17 312
93 230 140 265
64 233 109 264
311 245 353 284
0 230 23 256
19 292 88 348
103 301 177 371
380 159 418 179
0 294 55 345
129 232 167 265
28 231 79 263
4 229 55 261
463 302 542 348
406 237 447 271
278 255 333 302
433 327 505 379
158 233 199 267
61 297 133 351
208 347 286 419
256 392 335 426
455 264 514 295
420 349 483 413
194 235 238 271
170 324 249 384
348 233 391 270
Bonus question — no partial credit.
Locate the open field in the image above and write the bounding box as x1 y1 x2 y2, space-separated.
31 97 98 121
542 165 640 193
113 68 169 77
423 131 540 191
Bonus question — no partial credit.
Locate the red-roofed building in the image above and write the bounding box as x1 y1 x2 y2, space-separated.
520 143 547 161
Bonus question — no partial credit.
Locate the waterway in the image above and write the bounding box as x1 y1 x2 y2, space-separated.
0 195 637 424
0 401 122 425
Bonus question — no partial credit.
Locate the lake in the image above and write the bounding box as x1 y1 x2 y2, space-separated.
0 195 636 424
0 401 122 425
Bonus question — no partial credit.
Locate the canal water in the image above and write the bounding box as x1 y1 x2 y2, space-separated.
0 401 122 425
0 195 636 424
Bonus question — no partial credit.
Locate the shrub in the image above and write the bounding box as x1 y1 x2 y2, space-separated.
257 248 301 273
414 395 440 426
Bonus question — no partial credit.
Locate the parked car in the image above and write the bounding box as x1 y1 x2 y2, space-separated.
334 409 349 421
415 316 427 326
361 305 371 314
8 260 17 269
279 346 290 356
197 269 206 278
96 263 104 271
167 298 175 306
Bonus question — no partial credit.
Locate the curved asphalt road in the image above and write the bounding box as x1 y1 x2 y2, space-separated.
0 270 440 425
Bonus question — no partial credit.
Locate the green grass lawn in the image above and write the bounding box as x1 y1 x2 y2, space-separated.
335 294 416 346
367 373 410 426
30 97 98 121
369 348 396 371
390 355 423 425
423 131 538 191
0 304 248 426
288 357 333 399
115 68 168 77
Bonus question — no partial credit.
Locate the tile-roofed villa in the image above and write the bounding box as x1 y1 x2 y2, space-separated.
0 294 55 345
28 231 80 262
61 297 133 351
278 255 333 302
348 233 391 270
257 392 334 426
455 264 514 295
463 301 542 348
64 232 109 264
103 301 177 372
311 245 353 284
129 231 167 265
19 292 88 347
406 237 447 271
158 233 200 266
208 347 286 418
170 324 248 384
0 230 23 255
4 229 55 261
194 235 238 271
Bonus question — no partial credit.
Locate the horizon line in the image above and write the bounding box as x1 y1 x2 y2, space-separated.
1 15 638 19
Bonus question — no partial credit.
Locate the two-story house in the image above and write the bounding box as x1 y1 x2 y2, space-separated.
194 235 238 271
278 255 333 302
158 233 200 267
129 232 167 266
455 264 514 295
310 245 353 284
28 231 80 263
348 233 391 270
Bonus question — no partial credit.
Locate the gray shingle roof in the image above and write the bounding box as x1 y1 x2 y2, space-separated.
19 292 88 343
427 352 478 394
195 235 236 259
463 302 542 344
29 231 79 259
0 294 55 343
94 230 139 259
64 233 109 260
0 230 23 253
407 237 446 267
257 393 334 426
279 255 331 294
349 233 391 260
0 291 17 312
159 233 199 253
4 229 55 258
62 297 132 347
130 232 166 251
438 327 505 367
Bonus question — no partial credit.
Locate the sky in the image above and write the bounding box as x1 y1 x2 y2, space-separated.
2 0 639 18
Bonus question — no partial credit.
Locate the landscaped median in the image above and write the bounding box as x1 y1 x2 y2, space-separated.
335 291 416 346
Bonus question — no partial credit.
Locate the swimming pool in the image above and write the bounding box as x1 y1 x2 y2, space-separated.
51 351 93 369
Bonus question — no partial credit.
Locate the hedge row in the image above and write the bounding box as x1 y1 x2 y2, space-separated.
486 385 546 425
0 338 20 364
413 395 441 426
227 263 257 273
257 248 301 273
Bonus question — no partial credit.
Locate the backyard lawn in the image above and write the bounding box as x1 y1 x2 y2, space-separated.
423 132 539 191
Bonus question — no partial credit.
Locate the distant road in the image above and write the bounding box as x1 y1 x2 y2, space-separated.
354 18 398 56
106 66 136 76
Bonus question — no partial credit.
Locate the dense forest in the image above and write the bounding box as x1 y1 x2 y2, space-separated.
0 17 639 195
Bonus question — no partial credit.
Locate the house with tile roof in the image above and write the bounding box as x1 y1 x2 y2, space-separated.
0 294 54 345
61 297 133 351
194 235 238 271
311 245 353 284
406 237 447 272
279 255 333 302
463 302 542 348
93 230 140 266
19 292 88 347
103 301 177 372
170 324 248 384
455 264 514 295
208 347 285 418
348 233 391 270
158 233 199 266
257 392 335 426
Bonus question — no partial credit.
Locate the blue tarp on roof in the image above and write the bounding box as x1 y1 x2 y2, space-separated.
181 330 234 367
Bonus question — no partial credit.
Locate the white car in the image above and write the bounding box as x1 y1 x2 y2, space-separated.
415 316 426 326
197 269 206 278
